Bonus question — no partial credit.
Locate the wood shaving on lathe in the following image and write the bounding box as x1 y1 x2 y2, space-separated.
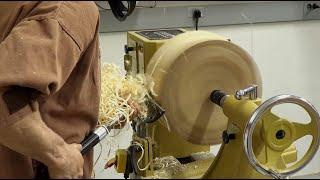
97 63 156 170
98 63 156 128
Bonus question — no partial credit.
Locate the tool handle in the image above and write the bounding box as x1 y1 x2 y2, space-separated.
80 133 99 154
34 126 108 179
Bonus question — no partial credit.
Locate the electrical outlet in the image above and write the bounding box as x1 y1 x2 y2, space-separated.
188 7 205 18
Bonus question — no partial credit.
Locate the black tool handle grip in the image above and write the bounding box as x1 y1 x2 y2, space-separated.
80 132 100 155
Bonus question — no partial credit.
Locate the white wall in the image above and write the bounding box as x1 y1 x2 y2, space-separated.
94 20 320 179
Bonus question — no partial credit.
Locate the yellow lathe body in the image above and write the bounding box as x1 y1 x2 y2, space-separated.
124 29 211 178
205 89 320 178
107 29 320 179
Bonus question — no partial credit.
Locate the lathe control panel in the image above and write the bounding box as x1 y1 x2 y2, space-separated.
136 29 184 40
125 29 186 74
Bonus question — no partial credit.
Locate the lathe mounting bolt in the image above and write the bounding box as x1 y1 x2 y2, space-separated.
222 130 236 144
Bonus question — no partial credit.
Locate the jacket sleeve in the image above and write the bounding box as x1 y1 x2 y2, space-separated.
0 18 81 128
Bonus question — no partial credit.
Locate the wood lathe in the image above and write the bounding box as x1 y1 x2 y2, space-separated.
106 29 320 179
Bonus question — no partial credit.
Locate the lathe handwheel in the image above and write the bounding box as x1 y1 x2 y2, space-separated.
243 95 320 179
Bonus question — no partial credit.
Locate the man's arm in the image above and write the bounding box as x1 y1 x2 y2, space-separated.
0 90 83 178
0 2 99 178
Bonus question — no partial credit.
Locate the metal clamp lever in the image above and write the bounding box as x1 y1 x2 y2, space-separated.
235 85 258 100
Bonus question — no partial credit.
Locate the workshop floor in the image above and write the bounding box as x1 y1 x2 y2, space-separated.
294 174 320 179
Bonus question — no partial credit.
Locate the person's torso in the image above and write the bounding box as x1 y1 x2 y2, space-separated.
0 1 101 178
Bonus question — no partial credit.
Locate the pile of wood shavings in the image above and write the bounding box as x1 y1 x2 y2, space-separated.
98 63 156 128
151 156 185 179
149 152 214 179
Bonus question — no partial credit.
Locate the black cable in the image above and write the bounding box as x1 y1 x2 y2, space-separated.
96 1 157 10
307 3 320 11
96 1 137 21
193 9 202 31
108 1 136 21
195 17 199 31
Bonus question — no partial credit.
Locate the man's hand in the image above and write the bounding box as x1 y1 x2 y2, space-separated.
48 144 84 179
0 100 85 179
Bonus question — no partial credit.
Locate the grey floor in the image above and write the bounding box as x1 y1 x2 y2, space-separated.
293 174 320 179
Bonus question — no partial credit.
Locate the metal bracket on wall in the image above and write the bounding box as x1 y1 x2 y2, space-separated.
98 1 320 33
